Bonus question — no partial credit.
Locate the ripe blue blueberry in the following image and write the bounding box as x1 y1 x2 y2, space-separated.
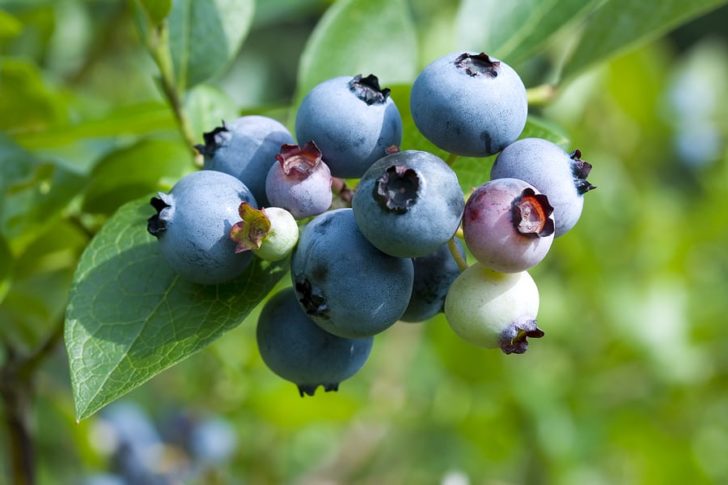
490 138 595 236
265 142 332 219
401 239 465 323
295 74 403 178
291 208 414 338
463 178 554 272
411 52 527 156
198 115 294 206
352 150 464 258
257 288 373 396
147 170 257 285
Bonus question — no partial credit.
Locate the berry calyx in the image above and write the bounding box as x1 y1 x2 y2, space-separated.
349 74 391 105
513 188 555 237
230 203 271 253
570 149 597 195
276 142 323 179
375 165 420 213
453 52 500 78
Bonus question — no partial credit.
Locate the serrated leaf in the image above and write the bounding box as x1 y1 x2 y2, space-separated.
65 198 288 420
295 0 418 106
563 0 728 78
456 0 600 63
82 139 192 215
168 0 254 90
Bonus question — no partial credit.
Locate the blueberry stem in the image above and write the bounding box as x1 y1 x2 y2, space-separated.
445 153 459 167
526 84 557 107
448 237 468 272
141 18 201 168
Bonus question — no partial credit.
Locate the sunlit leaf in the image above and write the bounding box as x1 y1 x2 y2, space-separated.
295 0 418 106
65 198 288 420
168 0 255 89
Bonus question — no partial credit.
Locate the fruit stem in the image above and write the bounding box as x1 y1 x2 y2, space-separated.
143 21 202 168
445 153 459 167
526 84 557 107
448 237 468 272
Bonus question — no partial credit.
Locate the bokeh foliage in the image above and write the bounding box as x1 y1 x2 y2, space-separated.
2 0 728 483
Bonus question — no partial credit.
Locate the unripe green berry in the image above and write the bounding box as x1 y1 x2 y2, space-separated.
444 263 543 354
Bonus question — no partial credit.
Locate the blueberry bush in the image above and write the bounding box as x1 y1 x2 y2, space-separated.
2 0 728 483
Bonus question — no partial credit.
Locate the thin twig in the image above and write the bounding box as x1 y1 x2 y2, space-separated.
145 24 202 167
448 236 468 272
445 152 459 166
526 84 557 107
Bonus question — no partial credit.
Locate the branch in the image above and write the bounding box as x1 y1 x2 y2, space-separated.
144 23 202 167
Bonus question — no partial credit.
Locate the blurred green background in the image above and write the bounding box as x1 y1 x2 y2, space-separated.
2 0 728 483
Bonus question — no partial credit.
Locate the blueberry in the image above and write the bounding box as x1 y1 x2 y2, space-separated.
147 170 257 285
444 263 543 354
490 138 596 236
198 115 294 206
352 150 465 258
265 142 333 219
257 288 373 396
291 208 414 338
295 74 403 178
401 239 465 323
463 178 554 272
410 52 527 156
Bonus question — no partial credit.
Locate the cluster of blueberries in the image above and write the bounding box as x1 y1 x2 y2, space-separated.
147 52 595 396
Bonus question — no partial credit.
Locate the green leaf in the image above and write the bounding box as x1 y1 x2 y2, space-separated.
65 198 289 420
0 236 11 305
12 102 175 150
0 135 86 252
0 10 23 38
184 84 239 137
82 139 192 215
295 0 418 105
456 0 599 63
563 0 728 78
168 0 255 90
520 116 570 148
139 0 172 25
0 58 67 132
0 221 86 352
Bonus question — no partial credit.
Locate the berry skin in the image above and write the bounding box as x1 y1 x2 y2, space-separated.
352 150 464 258
463 178 554 272
291 208 414 339
445 264 543 354
401 239 465 323
265 142 332 219
229 203 298 262
257 288 373 396
411 52 527 157
295 74 402 178
198 116 294 206
490 138 596 236
147 171 257 285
